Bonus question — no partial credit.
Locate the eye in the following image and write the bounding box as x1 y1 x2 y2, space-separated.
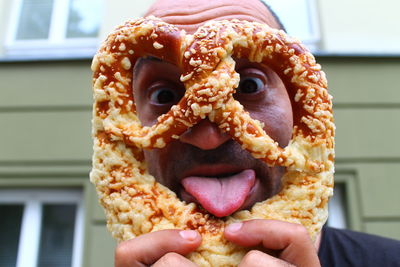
236 67 268 96
148 82 182 105
237 76 265 94
150 88 177 104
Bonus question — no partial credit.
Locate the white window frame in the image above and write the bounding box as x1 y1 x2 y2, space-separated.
263 0 321 52
0 189 84 267
5 0 100 58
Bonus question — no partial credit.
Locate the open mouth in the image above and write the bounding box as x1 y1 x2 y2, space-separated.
180 167 258 217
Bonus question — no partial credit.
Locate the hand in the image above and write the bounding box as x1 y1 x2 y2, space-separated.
224 220 321 267
115 229 201 267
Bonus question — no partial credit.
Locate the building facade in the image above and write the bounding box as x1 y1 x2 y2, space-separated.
0 0 399 266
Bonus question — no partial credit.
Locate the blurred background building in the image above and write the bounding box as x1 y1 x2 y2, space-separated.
0 0 399 266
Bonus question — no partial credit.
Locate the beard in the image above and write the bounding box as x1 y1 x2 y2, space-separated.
144 139 285 211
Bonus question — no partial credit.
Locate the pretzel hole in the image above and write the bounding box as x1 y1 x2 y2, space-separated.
133 56 185 126
233 58 293 148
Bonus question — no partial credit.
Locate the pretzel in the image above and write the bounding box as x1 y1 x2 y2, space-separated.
91 16 335 267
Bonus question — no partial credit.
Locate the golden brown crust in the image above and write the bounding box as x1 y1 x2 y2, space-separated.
90 16 335 266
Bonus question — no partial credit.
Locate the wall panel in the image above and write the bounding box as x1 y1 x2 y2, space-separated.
0 110 92 161
365 221 400 240
319 58 400 105
334 109 400 159
0 61 92 108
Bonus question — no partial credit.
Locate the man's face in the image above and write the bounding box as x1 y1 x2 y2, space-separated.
133 0 293 217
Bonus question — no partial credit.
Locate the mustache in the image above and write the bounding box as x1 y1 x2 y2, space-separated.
171 140 270 178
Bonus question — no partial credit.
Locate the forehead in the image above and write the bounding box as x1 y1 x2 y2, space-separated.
145 0 280 33
133 57 275 80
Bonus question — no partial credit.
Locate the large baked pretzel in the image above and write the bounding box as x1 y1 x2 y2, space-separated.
91 16 335 267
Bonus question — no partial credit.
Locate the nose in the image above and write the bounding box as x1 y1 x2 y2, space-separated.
179 119 231 150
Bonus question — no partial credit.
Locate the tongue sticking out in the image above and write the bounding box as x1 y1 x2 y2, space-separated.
181 169 256 217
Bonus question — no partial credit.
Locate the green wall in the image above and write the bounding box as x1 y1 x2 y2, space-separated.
323 56 400 239
1 56 399 266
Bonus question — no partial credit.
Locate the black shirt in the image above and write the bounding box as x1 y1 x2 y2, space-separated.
318 226 400 267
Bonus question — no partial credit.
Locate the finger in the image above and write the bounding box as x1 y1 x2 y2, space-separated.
115 229 201 267
238 250 295 267
153 252 198 267
224 220 320 267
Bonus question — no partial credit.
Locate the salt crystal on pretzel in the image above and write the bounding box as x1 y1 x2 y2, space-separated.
90 16 335 267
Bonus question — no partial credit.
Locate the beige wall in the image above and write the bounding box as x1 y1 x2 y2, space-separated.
2 1 400 56
99 0 400 54
319 0 400 54
99 0 156 40
0 0 12 56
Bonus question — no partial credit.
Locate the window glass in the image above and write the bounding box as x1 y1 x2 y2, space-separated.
66 0 101 38
37 204 77 267
0 189 83 267
16 0 54 40
6 0 103 58
327 183 348 229
0 205 24 267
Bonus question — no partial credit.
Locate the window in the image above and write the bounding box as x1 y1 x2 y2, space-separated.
327 183 348 229
5 0 103 58
263 0 320 51
0 189 84 267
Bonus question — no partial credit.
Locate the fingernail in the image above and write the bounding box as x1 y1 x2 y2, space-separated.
179 230 198 241
226 222 243 232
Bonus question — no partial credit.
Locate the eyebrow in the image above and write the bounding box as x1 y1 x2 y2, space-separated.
133 56 162 77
